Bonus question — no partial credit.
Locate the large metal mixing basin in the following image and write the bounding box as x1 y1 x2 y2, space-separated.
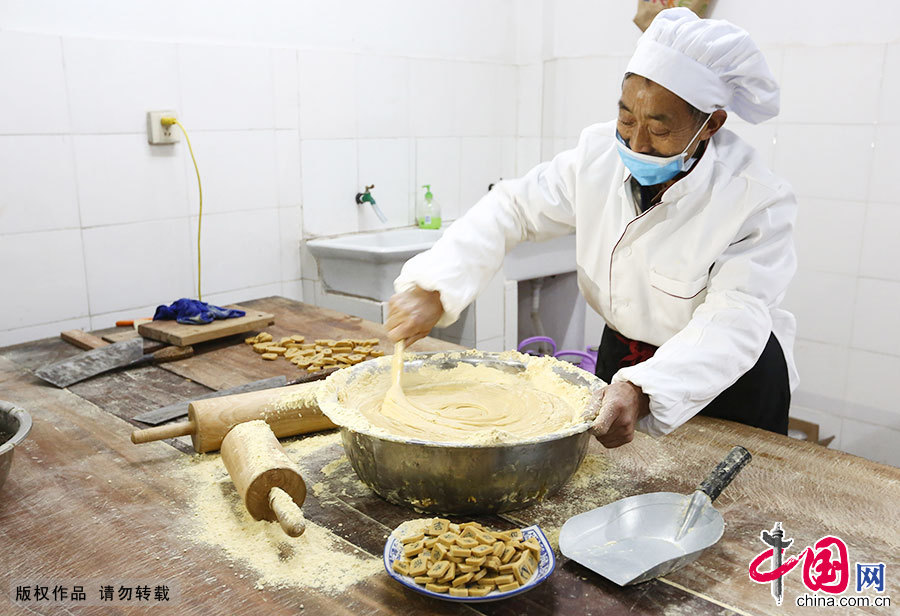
318 351 603 514
0 401 33 493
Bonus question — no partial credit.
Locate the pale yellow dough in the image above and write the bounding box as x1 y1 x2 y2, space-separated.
340 350 589 443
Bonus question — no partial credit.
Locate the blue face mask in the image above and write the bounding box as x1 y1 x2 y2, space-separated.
616 115 711 186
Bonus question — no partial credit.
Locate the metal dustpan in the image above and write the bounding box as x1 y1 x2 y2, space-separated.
560 446 751 586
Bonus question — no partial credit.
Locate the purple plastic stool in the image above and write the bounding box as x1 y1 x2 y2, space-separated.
553 350 597 374
517 336 557 356
518 336 597 373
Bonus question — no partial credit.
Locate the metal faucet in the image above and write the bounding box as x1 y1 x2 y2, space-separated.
355 184 387 223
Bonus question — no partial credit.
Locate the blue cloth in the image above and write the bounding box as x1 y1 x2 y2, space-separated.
153 298 246 325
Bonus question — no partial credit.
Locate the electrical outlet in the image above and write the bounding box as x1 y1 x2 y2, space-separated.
146 110 179 145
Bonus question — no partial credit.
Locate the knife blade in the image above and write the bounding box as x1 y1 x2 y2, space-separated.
132 371 333 425
35 338 193 388
133 376 288 425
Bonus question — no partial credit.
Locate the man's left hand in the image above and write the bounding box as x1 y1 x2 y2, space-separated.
587 381 651 448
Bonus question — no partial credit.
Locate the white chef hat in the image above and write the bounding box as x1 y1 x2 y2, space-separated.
625 7 779 124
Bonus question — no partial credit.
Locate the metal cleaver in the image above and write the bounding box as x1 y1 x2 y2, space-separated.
35 338 193 388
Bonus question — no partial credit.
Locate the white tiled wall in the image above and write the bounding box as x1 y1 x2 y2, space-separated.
0 1 521 347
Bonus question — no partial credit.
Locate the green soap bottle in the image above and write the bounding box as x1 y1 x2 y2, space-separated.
416 184 442 229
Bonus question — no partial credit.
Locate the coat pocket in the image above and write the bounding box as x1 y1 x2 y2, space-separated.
648 269 708 299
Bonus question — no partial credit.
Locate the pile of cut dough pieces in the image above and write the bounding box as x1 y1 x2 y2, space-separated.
393 519 540 597
245 332 384 373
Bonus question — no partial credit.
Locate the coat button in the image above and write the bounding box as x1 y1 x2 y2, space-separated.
620 246 632 258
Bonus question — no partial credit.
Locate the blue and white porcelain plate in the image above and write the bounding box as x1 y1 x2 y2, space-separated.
383 523 555 603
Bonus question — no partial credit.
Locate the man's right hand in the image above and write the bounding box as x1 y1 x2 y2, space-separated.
386 286 444 346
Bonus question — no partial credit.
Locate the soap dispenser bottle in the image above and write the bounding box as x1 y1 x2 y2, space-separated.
416 184 442 229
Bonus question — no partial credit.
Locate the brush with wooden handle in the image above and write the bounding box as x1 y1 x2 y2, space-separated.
220 420 307 537
130 381 336 453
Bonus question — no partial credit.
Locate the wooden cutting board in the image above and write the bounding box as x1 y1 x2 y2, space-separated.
137 305 274 346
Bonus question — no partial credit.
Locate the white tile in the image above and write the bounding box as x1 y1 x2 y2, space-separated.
517 63 543 138
0 317 91 348
540 60 558 137
190 209 281 295
415 138 460 222
782 270 856 345
516 137 541 176
410 59 457 138
357 139 412 230
879 44 900 124
459 137 517 217
454 0 516 63
515 0 543 65
852 278 900 355
475 272 505 342
0 229 89 330
455 63 516 137
316 288 385 324
350 1 418 57
298 51 357 139
553 57 621 138
476 336 506 352
356 55 410 139
868 125 900 205
281 279 304 303
202 283 283 308
839 421 900 467
302 279 318 304
299 241 319 279
0 31 68 134
275 130 302 207
794 198 865 276
63 37 180 134
773 124 874 202
725 121 776 168
859 203 900 281
178 44 274 130
278 206 303 281
503 280 518 350
82 219 194 314
0 136 79 234
846 350 900 417
89 303 160 331
780 45 883 124
272 48 299 129
74 134 189 227
300 139 358 237
185 130 277 214
792 339 849 403
547 0 638 57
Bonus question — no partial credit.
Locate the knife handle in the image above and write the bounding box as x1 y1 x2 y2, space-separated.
131 420 196 444
698 446 752 502
149 345 194 363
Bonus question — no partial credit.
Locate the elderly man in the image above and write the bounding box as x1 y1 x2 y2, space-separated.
386 8 797 448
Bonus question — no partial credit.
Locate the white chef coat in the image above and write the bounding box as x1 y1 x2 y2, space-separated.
395 120 798 436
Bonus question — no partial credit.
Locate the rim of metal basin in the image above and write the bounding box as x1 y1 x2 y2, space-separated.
318 349 604 449
0 400 33 455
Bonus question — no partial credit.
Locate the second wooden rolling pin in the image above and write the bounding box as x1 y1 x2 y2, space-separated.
221 419 307 537
130 382 336 453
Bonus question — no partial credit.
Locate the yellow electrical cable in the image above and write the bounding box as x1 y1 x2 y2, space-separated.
162 117 203 301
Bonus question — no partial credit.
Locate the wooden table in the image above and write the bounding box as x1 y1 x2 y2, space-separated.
1 297 897 615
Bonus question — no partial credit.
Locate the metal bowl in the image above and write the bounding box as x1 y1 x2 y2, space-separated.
0 401 33 493
318 351 603 514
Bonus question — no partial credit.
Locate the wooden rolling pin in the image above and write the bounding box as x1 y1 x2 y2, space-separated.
221 420 307 537
130 382 336 453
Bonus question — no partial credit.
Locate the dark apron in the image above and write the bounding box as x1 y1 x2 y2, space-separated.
595 327 790 435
